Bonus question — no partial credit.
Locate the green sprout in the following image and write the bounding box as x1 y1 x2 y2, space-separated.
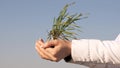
47 3 86 41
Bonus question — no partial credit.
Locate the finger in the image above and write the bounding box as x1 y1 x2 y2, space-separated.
39 47 57 61
45 48 54 55
46 48 62 62
36 39 45 48
43 40 58 48
40 38 44 43
35 46 49 60
38 39 44 46
36 44 57 61
35 39 56 61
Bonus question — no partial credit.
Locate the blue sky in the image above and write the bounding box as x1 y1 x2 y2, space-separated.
0 0 120 68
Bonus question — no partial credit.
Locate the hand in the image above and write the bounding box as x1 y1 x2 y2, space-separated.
35 39 71 62
35 39 57 61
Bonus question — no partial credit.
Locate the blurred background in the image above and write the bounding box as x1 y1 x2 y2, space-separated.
0 0 120 68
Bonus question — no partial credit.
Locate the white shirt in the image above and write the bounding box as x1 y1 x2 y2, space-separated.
71 34 120 68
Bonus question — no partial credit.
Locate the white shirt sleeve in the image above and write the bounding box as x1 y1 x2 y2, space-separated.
70 34 120 68
115 34 120 42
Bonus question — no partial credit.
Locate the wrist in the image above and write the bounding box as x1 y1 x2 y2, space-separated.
66 40 71 56
64 41 72 62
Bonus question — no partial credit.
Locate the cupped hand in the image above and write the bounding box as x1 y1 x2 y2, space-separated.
35 39 71 62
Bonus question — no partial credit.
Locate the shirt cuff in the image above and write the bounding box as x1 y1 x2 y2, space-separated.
71 39 89 62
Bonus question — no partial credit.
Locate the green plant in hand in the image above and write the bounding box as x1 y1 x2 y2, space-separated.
47 3 86 41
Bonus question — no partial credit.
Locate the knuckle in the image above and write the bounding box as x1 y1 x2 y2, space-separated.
53 58 59 62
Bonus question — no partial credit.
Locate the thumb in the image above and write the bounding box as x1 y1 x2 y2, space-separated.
43 40 58 48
